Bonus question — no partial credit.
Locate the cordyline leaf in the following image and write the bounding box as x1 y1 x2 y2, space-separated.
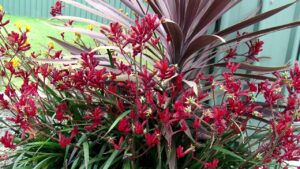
121 0 147 17
48 23 107 40
48 36 85 54
90 46 119 52
61 0 131 27
50 15 106 27
182 79 198 96
213 62 289 72
162 19 183 63
33 58 79 64
233 73 277 81
223 21 300 46
183 35 226 63
190 0 241 39
85 0 133 25
216 0 298 36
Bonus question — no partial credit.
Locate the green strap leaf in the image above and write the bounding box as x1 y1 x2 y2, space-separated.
212 145 245 161
102 150 120 169
83 142 90 169
104 110 131 137
33 157 54 169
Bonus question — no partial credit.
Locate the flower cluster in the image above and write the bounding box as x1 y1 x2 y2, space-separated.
101 14 160 56
50 1 64 17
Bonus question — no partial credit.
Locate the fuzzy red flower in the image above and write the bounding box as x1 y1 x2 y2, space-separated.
247 39 264 61
7 32 30 52
58 126 78 148
0 131 16 149
176 145 186 158
159 108 171 124
118 118 131 134
50 1 64 17
154 58 176 80
134 120 146 135
84 107 103 131
204 159 219 169
126 14 160 56
224 48 237 60
176 145 194 158
226 61 240 73
109 137 124 150
55 103 68 122
145 129 160 147
0 94 9 109
101 22 125 44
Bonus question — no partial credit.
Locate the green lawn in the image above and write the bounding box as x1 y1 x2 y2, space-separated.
4 15 95 53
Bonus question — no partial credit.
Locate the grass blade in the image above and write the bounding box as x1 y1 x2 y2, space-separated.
212 145 245 161
102 150 120 169
104 110 131 137
83 142 89 169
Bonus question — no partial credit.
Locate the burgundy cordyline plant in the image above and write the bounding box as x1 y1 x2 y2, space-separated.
2 1 300 169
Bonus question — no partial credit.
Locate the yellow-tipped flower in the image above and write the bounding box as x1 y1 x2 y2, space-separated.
14 21 22 30
87 24 94 31
75 32 81 38
25 39 30 46
11 58 20 68
25 24 31 32
48 41 55 49
0 5 3 11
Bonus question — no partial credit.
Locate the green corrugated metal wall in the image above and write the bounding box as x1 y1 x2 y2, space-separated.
0 0 299 63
